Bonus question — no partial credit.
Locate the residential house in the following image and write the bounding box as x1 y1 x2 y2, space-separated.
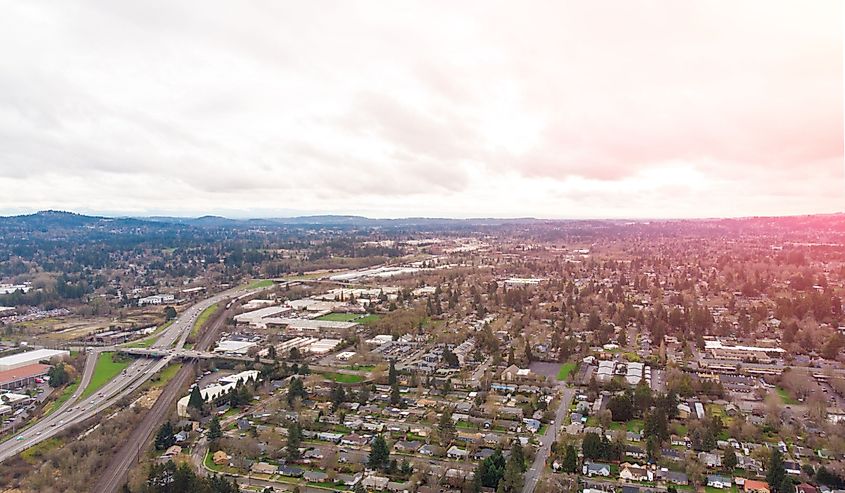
447 445 469 460
251 462 278 475
395 440 422 453
744 480 770 493
619 463 650 482
362 475 390 491
707 475 733 489
583 462 611 477
303 471 329 482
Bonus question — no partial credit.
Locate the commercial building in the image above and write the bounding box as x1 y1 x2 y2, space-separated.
213 340 257 355
137 294 175 306
0 363 51 390
177 370 259 417
0 349 69 372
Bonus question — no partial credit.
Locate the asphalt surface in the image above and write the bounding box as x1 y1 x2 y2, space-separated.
0 286 259 465
93 291 237 493
522 385 575 493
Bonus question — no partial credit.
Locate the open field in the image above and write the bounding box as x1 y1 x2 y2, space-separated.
191 304 220 339
246 279 275 289
777 387 798 405
322 372 365 384
81 352 132 399
557 362 577 381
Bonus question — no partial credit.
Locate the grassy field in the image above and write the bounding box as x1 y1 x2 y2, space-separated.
344 364 375 371
316 312 361 322
20 437 62 463
191 304 220 339
609 419 644 432
246 279 275 289
777 387 798 405
81 352 132 399
357 314 381 325
322 372 365 384
44 381 80 416
557 362 577 381
147 363 182 389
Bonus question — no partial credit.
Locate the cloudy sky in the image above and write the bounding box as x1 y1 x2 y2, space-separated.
0 1 842 219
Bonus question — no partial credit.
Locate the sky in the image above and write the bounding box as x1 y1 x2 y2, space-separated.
0 1 842 219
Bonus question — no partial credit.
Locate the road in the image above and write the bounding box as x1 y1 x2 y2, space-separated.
93 291 240 493
522 385 575 493
0 284 264 464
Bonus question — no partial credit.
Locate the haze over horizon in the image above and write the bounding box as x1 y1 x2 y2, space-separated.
1 1 843 219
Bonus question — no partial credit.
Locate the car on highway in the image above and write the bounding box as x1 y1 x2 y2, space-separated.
15 435 23 441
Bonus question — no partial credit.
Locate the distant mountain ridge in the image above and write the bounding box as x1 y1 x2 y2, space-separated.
1 210 844 231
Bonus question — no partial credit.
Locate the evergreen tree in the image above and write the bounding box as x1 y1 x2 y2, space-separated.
207 415 222 441
562 444 578 473
368 434 390 470
475 448 506 488
723 448 738 471
767 448 786 493
188 385 204 410
154 421 175 450
287 421 303 461
287 377 307 405
388 359 397 385
438 408 456 444
390 380 401 406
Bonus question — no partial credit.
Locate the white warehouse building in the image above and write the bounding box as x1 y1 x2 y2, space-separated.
0 349 70 372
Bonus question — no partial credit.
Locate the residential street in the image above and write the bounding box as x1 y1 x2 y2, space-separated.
522 384 575 493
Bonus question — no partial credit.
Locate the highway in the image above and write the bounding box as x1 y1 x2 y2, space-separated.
0 285 262 464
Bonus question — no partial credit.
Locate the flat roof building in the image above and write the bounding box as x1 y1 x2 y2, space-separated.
0 349 69 372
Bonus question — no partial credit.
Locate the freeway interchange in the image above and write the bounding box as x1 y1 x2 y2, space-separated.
0 286 259 464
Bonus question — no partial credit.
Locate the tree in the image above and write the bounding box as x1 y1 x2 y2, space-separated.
390 380 401 406
188 385 204 410
388 359 397 385
562 444 578 473
438 408 456 444
475 448 506 488
608 392 634 422
633 381 653 417
443 348 459 368
287 421 303 461
507 347 515 366
644 408 669 442
164 306 177 320
510 440 525 472
208 415 222 441
287 377 307 405
723 448 738 471
368 434 390 470
289 346 301 360
47 364 70 388
767 448 786 493
154 421 175 450
331 384 346 412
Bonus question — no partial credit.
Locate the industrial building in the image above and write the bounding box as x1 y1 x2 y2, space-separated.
0 349 69 373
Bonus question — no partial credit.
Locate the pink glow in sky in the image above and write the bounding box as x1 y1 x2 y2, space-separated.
0 1 842 218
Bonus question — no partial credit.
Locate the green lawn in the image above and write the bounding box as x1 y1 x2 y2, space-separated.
321 372 364 384
317 312 361 322
610 419 644 432
557 362 577 381
191 304 220 339
246 279 275 289
357 314 381 325
42 381 79 416
777 387 798 405
81 352 132 399
148 363 182 389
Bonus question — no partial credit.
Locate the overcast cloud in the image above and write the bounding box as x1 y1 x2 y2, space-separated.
0 1 842 218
